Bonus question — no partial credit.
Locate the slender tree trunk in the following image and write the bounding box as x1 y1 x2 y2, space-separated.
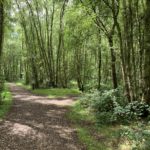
49 0 55 87
0 0 4 57
0 0 4 103
56 0 68 87
108 36 118 89
116 21 132 102
98 44 102 90
143 0 150 104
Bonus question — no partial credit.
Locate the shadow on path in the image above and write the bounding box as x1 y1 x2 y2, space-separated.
0 83 84 150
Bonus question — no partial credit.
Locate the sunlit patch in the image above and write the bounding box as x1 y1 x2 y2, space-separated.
34 99 75 106
24 112 32 116
49 125 76 140
0 121 12 128
66 143 79 150
13 94 76 106
9 123 36 137
118 140 132 150
46 109 66 117
34 123 44 129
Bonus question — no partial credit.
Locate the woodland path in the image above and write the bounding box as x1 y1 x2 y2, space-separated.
0 83 84 150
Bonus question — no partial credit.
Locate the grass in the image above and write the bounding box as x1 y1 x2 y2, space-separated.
77 127 108 150
67 101 111 150
16 81 81 98
16 81 31 90
68 100 150 150
0 84 12 119
68 101 95 123
32 88 81 98
67 101 135 150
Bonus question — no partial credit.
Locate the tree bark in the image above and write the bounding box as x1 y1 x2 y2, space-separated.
143 0 150 104
108 36 118 89
0 0 4 103
0 0 4 57
56 0 68 87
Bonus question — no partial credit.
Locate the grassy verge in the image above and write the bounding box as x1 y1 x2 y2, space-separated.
67 101 145 150
16 82 81 98
0 84 12 119
16 81 31 90
32 88 81 98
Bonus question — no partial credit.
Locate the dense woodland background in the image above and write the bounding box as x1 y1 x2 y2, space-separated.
0 0 150 103
0 0 150 149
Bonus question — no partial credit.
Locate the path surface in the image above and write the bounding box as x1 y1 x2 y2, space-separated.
0 83 84 150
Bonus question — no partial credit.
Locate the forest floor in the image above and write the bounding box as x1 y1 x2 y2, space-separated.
0 83 85 150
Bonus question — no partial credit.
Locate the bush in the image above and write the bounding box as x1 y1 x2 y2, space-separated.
80 88 150 124
80 88 127 124
113 101 150 123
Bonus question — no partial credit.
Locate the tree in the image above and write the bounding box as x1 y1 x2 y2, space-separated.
0 0 4 57
143 0 150 104
0 0 4 103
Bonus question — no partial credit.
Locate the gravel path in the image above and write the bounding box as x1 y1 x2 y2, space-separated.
0 83 84 150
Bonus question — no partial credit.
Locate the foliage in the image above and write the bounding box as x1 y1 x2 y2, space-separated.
0 0 150 149
0 73 4 103
1 0 149 104
67 101 116 150
113 101 150 123
120 123 150 150
80 89 150 124
80 88 126 124
0 84 12 119
68 99 150 150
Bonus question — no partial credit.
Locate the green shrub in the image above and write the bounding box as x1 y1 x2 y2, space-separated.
113 101 150 123
80 88 127 124
80 88 150 124
80 90 100 108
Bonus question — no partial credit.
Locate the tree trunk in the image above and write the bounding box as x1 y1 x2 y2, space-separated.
0 0 4 103
143 0 150 104
108 36 118 89
56 0 68 87
0 0 4 56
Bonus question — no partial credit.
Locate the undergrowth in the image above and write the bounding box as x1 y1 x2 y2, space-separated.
67 88 150 150
0 84 12 119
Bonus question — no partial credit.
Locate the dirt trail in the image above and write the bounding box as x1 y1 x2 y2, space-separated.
0 83 84 150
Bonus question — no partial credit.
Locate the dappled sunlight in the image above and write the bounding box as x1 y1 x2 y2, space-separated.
24 112 32 117
22 96 76 106
0 120 12 129
49 125 76 140
0 84 83 150
34 98 75 106
66 144 80 150
46 109 66 117
118 141 132 150
11 85 76 107
10 123 36 137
